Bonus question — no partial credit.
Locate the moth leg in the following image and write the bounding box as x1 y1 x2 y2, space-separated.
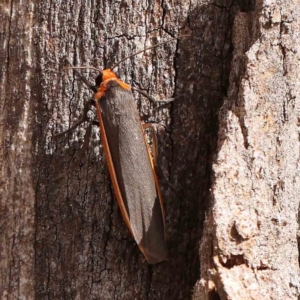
143 123 158 167
52 119 99 180
143 123 178 193
54 99 95 138
64 59 97 92
77 120 99 160
132 87 175 104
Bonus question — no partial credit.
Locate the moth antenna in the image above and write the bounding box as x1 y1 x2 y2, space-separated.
63 66 102 72
63 60 97 92
110 35 189 70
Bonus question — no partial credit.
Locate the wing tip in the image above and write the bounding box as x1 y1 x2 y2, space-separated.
139 243 169 264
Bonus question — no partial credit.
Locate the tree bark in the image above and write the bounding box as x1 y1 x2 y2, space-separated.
194 1 300 300
1 0 299 299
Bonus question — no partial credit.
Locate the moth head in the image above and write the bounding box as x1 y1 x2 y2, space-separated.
95 69 118 87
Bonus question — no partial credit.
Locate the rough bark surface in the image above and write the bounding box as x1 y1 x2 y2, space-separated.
194 1 300 299
1 0 299 300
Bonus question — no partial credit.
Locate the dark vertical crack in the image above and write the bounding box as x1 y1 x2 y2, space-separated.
168 37 180 179
146 265 153 299
3 0 14 109
98 180 114 282
161 0 167 28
